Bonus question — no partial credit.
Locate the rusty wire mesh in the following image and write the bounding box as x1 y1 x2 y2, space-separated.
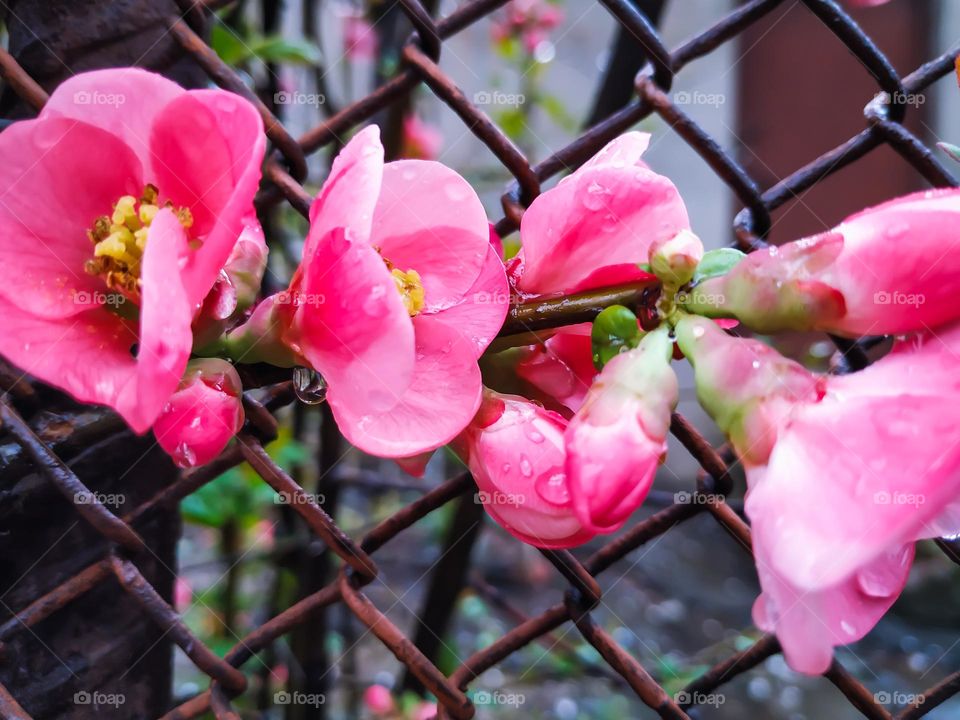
1 0 959 718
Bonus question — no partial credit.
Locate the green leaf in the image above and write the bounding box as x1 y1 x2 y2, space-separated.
692 247 746 284
211 23 322 67
939 141 960 165
591 305 642 370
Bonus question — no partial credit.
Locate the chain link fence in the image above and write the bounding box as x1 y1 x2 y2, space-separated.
0 0 959 718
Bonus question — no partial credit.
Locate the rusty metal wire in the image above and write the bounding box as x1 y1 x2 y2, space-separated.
1 0 959 718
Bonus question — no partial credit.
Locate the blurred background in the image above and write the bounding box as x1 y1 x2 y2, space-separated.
3 0 960 718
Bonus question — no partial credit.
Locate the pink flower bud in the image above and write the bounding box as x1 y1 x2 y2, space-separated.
683 189 960 336
649 229 704 287
153 359 244 468
564 327 678 534
456 391 595 548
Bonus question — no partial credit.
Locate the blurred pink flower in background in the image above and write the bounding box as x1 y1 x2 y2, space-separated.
343 13 378 60
281 126 508 458
174 577 193 613
362 684 395 715
0 68 264 435
400 114 443 161
492 0 564 54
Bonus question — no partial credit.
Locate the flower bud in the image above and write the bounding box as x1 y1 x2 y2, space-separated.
649 229 704 288
456 390 595 548
153 358 245 468
565 326 678 534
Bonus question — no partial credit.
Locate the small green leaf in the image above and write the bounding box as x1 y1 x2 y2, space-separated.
938 141 960 165
692 247 746 284
591 305 642 370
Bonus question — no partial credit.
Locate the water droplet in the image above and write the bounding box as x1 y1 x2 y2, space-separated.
293 366 328 404
535 471 569 505
364 284 386 315
527 428 545 444
173 441 198 468
519 455 533 477
692 326 705 339
501 462 511 474
840 620 856 637
445 181 469 202
581 181 609 211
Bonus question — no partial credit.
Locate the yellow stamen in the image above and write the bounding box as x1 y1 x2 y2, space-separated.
391 268 425 316
85 184 194 298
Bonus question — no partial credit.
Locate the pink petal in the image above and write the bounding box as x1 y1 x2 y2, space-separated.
577 131 650 172
134 208 197 430
306 125 383 256
516 325 596 413
565 263 657 294
746 393 960 592
753 540 912 675
0 212 190 432
424 244 509 358
294 228 415 419
373 160 489 309
517 163 689 294
39 68 184 163
0 118 144 318
566 412 663 534
462 392 594 548
328 317 482 457
149 90 265 307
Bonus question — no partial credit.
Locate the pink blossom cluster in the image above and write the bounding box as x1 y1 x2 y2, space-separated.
2 68 959 676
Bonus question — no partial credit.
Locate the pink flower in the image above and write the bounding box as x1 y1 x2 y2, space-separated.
152 359 245 468
509 132 689 296
281 126 508 457
0 68 264 433
492 0 564 54
456 390 594 548
400 114 443 161
343 14 378 61
565 327 678 534
362 684 395 716
676 314 960 673
682 189 960 336
174 576 193 612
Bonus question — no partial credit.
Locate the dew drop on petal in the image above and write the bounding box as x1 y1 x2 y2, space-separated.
535 471 569 506
293 366 328 404
519 454 533 478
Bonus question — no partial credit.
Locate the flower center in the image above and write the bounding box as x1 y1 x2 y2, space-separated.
390 267 425 316
84 184 194 299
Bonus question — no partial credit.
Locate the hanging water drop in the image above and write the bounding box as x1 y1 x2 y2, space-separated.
293 366 328 404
